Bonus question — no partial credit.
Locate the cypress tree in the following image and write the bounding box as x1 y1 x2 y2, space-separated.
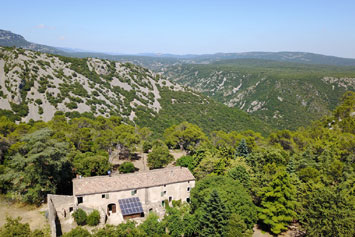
199 189 229 237
258 171 297 234
236 139 249 157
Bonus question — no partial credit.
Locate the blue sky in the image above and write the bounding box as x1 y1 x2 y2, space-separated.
1 0 355 57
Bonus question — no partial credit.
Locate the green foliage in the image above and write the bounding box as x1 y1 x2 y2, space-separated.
165 59 355 130
198 189 229 237
147 142 174 169
95 221 145 237
73 152 111 177
176 155 195 171
138 212 165 236
228 165 251 190
191 176 257 229
224 213 252 237
118 162 136 173
0 128 71 204
164 122 207 151
0 217 46 237
63 227 91 237
72 208 87 226
87 210 100 226
258 171 297 234
163 204 197 237
299 183 355 237
142 141 152 153
236 139 249 157
135 87 271 137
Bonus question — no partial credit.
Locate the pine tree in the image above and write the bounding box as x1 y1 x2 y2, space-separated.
236 139 249 157
258 171 297 234
199 190 229 237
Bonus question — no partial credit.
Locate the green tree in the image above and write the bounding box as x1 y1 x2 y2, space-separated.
300 184 355 237
147 143 173 169
164 122 207 151
176 155 195 171
0 217 46 237
224 213 252 237
63 227 91 237
72 208 87 226
138 212 165 236
236 139 249 157
118 162 136 173
228 165 251 190
191 176 257 229
0 128 72 204
163 204 197 237
87 210 100 226
258 171 297 234
73 152 111 177
199 189 229 237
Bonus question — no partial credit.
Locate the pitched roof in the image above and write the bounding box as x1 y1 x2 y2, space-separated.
73 167 195 196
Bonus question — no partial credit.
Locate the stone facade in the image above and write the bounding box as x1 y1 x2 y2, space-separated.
73 167 195 224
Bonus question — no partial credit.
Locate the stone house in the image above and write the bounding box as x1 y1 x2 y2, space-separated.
70 166 195 224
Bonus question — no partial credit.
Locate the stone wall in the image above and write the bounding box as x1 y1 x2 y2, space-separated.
47 195 57 237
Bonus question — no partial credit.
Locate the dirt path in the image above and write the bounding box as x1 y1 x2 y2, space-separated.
0 197 48 231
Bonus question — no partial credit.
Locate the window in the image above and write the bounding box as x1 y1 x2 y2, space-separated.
69 207 73 212
131 190 137 195
106 194 109 199
164 184 166 187
187 187 191 192
169 196 172 202
77 197 83 204
162 200 165 207
149 208 153 212
161 191 167 197
102 194 105 198
186 198 190 203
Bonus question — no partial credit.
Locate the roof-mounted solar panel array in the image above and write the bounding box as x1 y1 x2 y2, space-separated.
118 197 144 216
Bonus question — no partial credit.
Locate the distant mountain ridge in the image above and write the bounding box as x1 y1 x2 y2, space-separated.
1 29 355 68
0 29 63 54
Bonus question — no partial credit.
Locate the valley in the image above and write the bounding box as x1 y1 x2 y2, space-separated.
163 59 355 129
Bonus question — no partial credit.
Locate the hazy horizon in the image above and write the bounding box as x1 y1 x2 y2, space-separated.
1 0 355 58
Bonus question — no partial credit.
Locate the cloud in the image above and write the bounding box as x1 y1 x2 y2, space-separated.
35 24 55 30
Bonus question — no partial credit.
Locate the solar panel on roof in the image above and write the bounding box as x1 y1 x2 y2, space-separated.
118 197 144 216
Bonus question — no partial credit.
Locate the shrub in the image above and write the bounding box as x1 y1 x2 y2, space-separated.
143 141 152 153
87 210 100 226
119 162 136 173
63 227 91 237
35 99 43 105
72 209 87 226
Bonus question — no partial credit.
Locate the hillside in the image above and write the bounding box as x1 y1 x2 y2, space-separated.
0 47 270 135
0 29 63 55
164 59 355 130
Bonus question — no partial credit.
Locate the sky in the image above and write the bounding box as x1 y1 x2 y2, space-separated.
1 0 355 58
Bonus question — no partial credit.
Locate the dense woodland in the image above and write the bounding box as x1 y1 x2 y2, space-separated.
0 91 354 236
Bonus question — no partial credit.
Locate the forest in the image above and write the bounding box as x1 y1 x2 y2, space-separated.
0 91 354 236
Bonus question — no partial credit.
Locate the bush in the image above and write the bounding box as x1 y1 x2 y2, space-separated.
63 227 91 237
87 210 100 226
143 141 152 153
72 208 87 226
119 162 136 173
176 155 195 171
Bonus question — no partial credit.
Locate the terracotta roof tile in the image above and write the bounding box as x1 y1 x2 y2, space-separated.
73 167 195 196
